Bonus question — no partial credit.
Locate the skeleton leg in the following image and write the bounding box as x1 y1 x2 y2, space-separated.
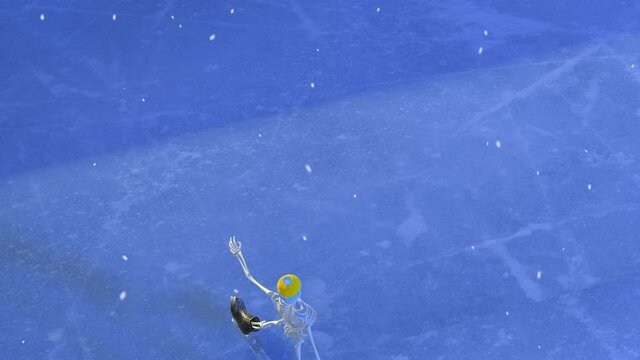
294 338 302 360
307 327 321 360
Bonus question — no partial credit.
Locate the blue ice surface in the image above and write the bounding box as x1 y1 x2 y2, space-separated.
1 0 640 359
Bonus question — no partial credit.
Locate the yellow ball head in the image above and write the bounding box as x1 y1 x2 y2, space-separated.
277 274 301 299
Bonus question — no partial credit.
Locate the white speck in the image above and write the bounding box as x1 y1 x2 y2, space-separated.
21 340 25 344
258 133 262 138
536 270 542 280
495 140 501 148
505 311 510 316
376 7 381 12
315 48 320 52
478 47 484 55
302 235 308 241
562 247 566 252
305 164 312 173
141 97 146 102
632 64 636 68
353 193 357 199
92 162 97 167
170 15 175 20
40 14 45 21
485 141 489 146
230 8 235 14
112 14 117 21
310 82 315 88
587 183 592 191
233 289 239 294
483 30 489 36
471 245 476 250
537 345 542 350
178 24 183 28
536 170 540 176
122 255 128 261
119 291 127 301
584 149 588 153
209 33 216 41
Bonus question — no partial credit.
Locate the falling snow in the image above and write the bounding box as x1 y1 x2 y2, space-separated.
5 3 639 359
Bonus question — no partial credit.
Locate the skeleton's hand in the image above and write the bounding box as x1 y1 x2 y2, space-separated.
251 320 261 331
228 236 242 256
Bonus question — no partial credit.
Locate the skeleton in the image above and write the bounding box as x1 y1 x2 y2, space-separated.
229 236 321 360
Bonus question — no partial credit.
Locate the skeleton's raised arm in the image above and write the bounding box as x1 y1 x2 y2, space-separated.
228 236 272 295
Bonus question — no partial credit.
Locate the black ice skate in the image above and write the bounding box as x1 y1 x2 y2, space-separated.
230 296 261 335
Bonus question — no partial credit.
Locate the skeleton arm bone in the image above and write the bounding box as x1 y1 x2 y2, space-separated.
228 236 272 295
237 250 272 294
252 318 284 331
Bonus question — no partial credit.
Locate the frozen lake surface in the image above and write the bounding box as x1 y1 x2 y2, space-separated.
2 1 640 359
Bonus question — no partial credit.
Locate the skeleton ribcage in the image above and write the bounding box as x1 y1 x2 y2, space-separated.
269 293 317 339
